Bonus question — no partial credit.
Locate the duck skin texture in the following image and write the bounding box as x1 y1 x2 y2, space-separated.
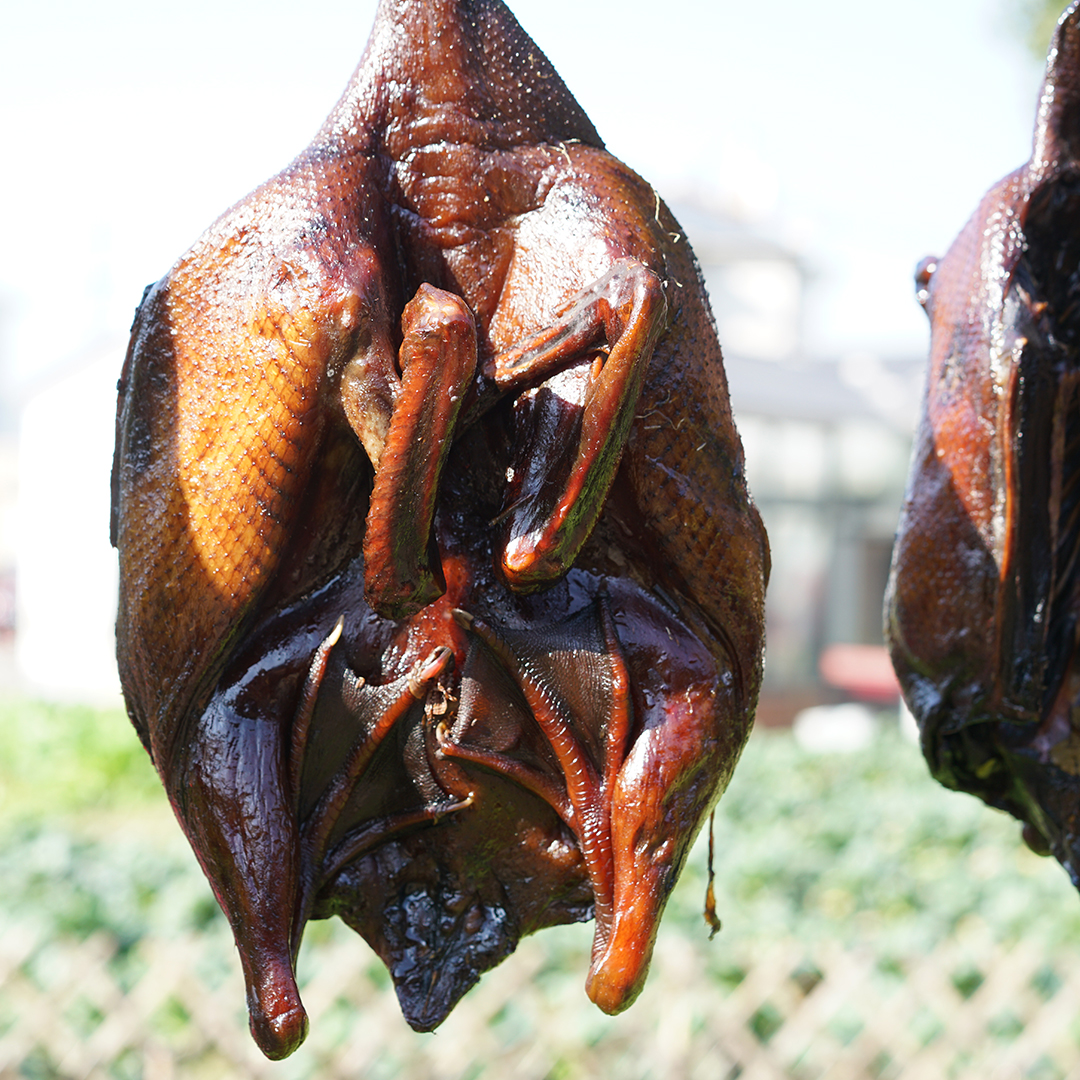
887 5 1080 892
111 0 768 1059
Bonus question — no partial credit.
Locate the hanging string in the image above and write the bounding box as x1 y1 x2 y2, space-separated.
704 809 721 939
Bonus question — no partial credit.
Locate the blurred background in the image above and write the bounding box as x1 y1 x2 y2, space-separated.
3 0 1080 1076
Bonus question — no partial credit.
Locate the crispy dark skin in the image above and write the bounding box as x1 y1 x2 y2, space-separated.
112 0 768 1059
887 4 1080 894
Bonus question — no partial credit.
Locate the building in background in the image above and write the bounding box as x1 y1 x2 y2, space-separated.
678 199 922 725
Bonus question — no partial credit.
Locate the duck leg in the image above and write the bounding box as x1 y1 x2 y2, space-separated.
296 644 467 899
438 598 653 1005
291 638 473 941
361 285 477 618
480 260 668 590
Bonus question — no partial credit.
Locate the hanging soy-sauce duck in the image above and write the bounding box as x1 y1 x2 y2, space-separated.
111 0 768 1058
888 5 1080 899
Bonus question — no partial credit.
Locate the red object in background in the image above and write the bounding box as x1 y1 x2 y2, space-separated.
819 644 901 703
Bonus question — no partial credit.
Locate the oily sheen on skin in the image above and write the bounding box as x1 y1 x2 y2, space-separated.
111 0 768 1059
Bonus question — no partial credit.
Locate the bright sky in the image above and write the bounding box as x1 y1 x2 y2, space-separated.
0 0 1049 395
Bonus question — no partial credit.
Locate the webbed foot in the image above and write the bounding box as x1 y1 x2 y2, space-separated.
438 598 674 1011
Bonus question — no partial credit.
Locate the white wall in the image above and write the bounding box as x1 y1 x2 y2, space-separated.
17 345 123 702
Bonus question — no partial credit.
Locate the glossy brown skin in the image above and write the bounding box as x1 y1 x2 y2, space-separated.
887 4 1080 891
112 0 767 1059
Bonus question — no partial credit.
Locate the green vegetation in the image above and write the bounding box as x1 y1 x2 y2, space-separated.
0 699 215 945
673 721 1080 955
1 700 1078 957
0 699 160 821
